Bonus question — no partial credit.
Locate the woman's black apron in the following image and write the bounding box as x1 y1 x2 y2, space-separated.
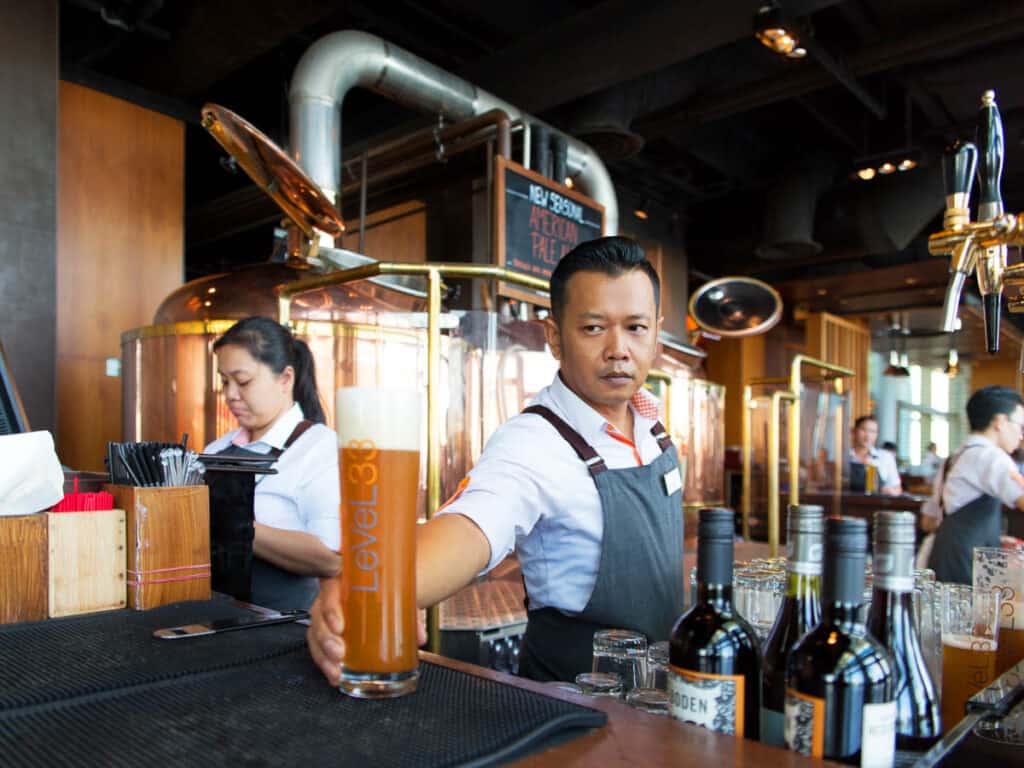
207 420 321 610
515 405 686 682
926 444 1003 585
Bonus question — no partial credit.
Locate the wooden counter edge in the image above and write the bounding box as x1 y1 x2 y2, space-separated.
418 651 842 767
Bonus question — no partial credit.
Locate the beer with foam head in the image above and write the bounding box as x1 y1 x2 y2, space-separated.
336 387 421 698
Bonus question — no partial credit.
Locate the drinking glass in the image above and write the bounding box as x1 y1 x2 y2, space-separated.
973 547 1024 678
626 688 669 715
592 629 647 691
914 568 941 695
575 672 624 697
336 387 421 698
646 640 669 691
939 583 1000 732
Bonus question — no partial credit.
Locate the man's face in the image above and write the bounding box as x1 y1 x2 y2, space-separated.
545 269 660 417
994 404 1024 453
853 419 879 451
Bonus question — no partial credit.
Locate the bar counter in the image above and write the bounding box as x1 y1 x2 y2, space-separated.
437 652 838 768
0 598 838 767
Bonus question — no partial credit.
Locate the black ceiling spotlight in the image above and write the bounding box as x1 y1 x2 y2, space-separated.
754 3 806 59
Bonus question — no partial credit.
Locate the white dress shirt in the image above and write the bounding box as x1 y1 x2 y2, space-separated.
436 373 667 614
849 446 901 491
205 403 340 550
921 434 1024 522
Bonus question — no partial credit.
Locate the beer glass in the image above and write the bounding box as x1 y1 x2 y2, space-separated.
864 463 878 494
973 547 1024 677
336 387 421 698
939 584 1000 732
575 672 624 698
592 629 647 691
646 640 669 690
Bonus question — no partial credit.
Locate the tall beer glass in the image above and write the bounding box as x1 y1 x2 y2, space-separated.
939 584 1000 732
974 547 1024 677
336 387 421 698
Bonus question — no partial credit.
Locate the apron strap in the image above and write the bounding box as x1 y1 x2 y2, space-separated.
651 421 673 453
522 405 607 478
266 420 316 459
937 442 985 517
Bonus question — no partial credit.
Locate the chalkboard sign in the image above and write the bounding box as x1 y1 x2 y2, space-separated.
494 156 604 303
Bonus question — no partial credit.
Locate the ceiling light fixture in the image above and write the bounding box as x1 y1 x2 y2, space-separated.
945 347 960 378
754 4 804 58
633 199 650 220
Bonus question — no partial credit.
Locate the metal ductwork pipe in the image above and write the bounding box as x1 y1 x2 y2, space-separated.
854 164 945 255
289 30 619 234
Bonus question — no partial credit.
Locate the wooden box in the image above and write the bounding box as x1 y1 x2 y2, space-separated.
47 509 127 617
106 485 211 610
0 514 48 624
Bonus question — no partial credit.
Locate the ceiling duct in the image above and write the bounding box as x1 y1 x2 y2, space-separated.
755 162 833 260
566 88 645 162
852 163 944 255
289 30 619 234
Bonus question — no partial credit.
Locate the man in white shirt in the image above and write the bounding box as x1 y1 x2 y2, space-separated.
921 385 1024 584
919 442 942 481
307 236 687 682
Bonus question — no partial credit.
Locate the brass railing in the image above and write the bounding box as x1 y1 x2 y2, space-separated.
742 355 854 556
279 262 549 652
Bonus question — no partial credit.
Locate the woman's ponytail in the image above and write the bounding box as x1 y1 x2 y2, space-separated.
290 337 326 424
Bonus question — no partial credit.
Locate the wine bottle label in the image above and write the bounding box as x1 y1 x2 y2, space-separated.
759 707 785 746
784 688 824 757
668 665 745 737
860 701 896 768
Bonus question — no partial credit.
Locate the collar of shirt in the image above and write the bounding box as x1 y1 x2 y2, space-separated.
849 446 881 463
547 372 661 446
230 402 304 453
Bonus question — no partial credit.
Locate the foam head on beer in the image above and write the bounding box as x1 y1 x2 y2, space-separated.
335 387 421 452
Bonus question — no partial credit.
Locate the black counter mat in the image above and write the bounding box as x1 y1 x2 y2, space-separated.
0 647 607 768
0 600 306 710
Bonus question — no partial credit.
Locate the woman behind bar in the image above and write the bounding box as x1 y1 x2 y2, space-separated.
205 316 340 609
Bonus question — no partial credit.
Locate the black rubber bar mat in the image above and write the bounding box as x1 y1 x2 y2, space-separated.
0 600 306 710
0 648 607 768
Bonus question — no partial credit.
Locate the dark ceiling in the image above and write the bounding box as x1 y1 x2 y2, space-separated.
58 0 1024 356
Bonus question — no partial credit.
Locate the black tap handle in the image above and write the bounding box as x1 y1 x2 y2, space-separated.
976 90 1004 219
942 139 977 204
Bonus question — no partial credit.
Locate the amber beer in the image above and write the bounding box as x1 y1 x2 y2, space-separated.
940 634 997 730
336 387 421 698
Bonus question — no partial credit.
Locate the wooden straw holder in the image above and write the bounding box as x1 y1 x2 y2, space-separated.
106 485 211 609
0 514 48 624
47 509 127 617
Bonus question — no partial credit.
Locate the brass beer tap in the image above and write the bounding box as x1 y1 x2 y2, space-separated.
929 90 1021 352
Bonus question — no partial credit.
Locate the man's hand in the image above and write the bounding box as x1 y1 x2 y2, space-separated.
307 577 429 686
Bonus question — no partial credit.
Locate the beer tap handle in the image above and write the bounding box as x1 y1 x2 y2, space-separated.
976 90 1005 221
939 141 978 332
942 139 977 227
975 90 1006 353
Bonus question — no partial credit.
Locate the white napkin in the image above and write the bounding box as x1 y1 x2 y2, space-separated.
0 431 65 516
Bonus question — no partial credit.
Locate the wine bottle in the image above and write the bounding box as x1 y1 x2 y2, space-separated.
760 504 824 746
669 508 761 740
866 511 941 750
785 517 896 766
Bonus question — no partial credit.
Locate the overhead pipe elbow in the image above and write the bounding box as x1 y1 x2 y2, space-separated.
288 30 618 234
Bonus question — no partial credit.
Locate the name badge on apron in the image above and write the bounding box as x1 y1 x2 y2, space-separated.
663 467 682 496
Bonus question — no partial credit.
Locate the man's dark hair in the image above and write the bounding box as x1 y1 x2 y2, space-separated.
549 236 660 322
966 385 1024 431
853 415 878 430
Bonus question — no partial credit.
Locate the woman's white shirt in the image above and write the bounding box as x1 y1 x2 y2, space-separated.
204 403 340 550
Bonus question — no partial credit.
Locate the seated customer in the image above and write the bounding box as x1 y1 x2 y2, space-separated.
848 415 902 495
205 316 340 609
920 385 1024 584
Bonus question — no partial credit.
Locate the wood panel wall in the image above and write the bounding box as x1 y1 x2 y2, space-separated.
804 312 871 420
340 201 427 263
970 356 1021 392
57 82 184 471
705 334 766 448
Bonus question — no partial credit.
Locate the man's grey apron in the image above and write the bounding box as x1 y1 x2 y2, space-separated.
927 444 1003 585
209 420 321 610
516 405 686 682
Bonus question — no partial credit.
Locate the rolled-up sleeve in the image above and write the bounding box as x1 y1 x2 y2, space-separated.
436 418 547 574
